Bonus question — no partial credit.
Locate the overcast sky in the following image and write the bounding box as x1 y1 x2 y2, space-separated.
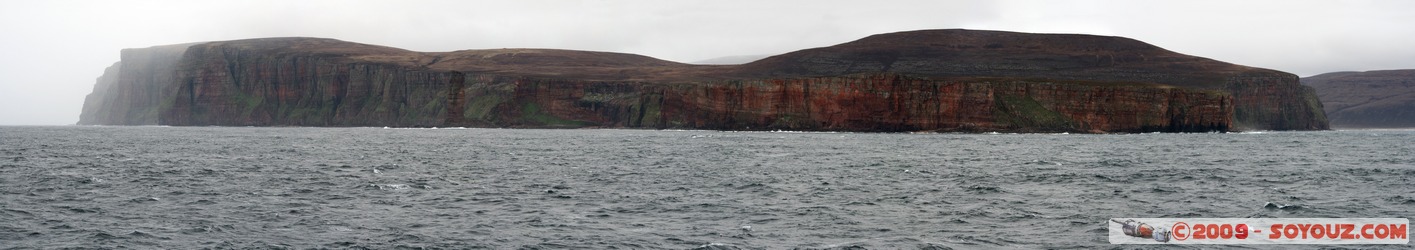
1 0 1412 125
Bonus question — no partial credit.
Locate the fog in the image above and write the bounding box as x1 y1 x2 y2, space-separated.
2 0 1412 125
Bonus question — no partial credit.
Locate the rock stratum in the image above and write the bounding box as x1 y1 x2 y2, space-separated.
79 29 1328 132
1302 70 1415 128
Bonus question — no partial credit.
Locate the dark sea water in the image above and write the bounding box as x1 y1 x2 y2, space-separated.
1 126 1412 249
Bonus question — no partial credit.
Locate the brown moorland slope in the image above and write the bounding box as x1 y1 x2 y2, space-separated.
736 30 1279 86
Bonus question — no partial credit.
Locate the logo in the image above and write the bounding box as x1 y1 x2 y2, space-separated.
1109 218 1408 244
1111 219 1171 242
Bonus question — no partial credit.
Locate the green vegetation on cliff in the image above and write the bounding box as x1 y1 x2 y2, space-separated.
994 94 1074 131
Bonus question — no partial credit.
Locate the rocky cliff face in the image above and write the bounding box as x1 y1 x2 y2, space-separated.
656 75 1231 132
79 29 1328 132
162 38 453 126
1302 70 1415 128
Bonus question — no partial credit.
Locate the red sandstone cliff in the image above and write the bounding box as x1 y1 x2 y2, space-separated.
80 29 1327 132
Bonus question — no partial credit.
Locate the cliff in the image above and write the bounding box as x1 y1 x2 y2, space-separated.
80 29 1328 132
77 43 193 125
1302 70 1415 128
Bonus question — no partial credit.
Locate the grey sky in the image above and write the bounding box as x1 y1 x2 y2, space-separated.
1 0 1412 125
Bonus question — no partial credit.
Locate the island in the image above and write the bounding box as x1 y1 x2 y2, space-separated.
79 29 1329 132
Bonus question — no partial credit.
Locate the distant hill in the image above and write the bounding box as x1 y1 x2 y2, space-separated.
1302 70 1415 128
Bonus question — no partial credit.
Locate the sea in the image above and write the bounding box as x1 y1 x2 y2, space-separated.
0 126 1411 249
